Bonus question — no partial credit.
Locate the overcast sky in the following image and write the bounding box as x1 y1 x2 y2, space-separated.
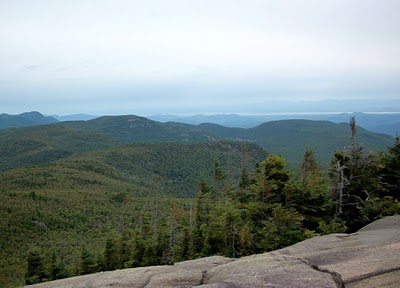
1 0 400 115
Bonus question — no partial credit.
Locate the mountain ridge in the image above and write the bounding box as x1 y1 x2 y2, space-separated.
149 112 400 136
0 114 394 170
0 111 58 129
2 111 399 136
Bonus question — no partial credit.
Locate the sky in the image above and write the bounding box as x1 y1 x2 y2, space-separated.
1 0 400 116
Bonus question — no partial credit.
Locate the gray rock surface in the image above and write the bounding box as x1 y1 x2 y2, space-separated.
26 216 400 288
279 215 400 287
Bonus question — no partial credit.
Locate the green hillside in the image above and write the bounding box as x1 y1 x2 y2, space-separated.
0 141 266 287
65 115 395 167
0 115 393 172
0 124 117 171
2 141 265 197
198 120 395 167
251 120 394 166
63 115 216 144
0 111 58 129
0 117 398 287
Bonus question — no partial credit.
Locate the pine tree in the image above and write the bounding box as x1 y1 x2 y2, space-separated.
25 247 47 285
104 237 120 271
81 246 98 275
301 148 319 194
330 117 381 231
381 137 400 200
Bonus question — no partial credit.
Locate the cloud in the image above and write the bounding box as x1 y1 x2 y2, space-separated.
0 0 399 114
23 65 41 71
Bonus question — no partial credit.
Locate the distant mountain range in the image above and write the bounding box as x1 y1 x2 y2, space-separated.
0 113 394 169
2 111 399 137
0 111 58 129
50 113 100 121
0 112 101 129
149 112 400 136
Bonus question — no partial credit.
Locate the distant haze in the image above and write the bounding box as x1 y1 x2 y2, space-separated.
1 0 399 115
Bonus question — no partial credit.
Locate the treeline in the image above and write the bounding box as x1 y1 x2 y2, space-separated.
25 118 400 285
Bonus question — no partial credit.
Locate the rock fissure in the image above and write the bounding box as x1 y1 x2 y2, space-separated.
309 264 345 288
280 253 345 288
200 270 207 285
345 266 400 285
142 268 156 288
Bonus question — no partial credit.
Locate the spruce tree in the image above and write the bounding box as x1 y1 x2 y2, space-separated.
25 248 47 285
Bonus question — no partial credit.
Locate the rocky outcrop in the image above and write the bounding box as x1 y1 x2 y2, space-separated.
26 215 400 288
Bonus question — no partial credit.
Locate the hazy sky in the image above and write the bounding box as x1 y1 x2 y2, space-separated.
1 0 400 115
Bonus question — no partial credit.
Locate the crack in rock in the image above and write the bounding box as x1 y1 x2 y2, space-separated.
345 266 400 285
309 264 345 288
278 253 345 288
200 270 207 285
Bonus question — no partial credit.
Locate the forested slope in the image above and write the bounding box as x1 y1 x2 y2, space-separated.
0 141 265 287
0 124 117 171
0 111 58 130
0 115 398 287
0 115 394 171
63 115 216 144
198 119 395 167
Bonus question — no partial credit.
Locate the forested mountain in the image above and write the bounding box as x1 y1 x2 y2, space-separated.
149 113 262 128
62 115 216 144
68 115 395 167
51 114 99 121
0 114 399 287
0 111 58 129
0 141 265 287
197 120 395 167
0 124 117 171
2 136 399 287
2 111 399 137
1 141 265 198
0 115 394 172
150 112 400 136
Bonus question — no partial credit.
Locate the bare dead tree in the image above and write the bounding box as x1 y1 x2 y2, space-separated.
332 161 349 215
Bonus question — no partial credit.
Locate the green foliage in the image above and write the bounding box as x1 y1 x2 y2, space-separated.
0 117 399 287
0 141 265 198
329 119 388 231
0 124 116 171
0 116 393 174
317 217 347 234
104 237 120 271
81 247 99 275
198 120 394 167
25 247 48 285
63 115 215 144
380 137 400 200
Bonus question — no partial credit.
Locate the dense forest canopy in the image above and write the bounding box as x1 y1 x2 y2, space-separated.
0 115 394 172
0 117 399 287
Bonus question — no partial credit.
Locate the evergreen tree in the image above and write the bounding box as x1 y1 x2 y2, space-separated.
81 246 98 275
49 252 70 281
214 159 225 184
239 167 250 189
381 137 400 200
190 180 213 257
330 117 381 231
140 211 159 266
25 248 47 285
259 155 290 205
301 148 319 194
104 237 120 271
